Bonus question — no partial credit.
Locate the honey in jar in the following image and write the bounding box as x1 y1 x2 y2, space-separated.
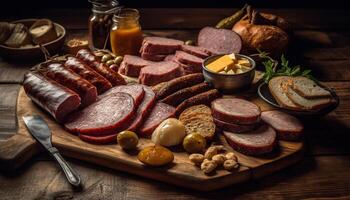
110 8 143 56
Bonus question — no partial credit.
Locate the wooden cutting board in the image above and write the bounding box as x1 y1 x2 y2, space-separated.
0 86 304 191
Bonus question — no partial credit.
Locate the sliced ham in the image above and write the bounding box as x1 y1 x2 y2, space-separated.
181 45 210 58
223 125 277 155
138 103 175 136
121 55 151 77
140 37 184 55
261 110 304 141
175 51 203 68
141 52 167 62
64 92 135 135
211 98 261 125
138 61 183 86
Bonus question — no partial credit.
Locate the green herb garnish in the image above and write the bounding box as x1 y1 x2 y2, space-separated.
257 50 316 83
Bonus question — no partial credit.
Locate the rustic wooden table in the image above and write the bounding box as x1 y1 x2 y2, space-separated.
1 8 350 199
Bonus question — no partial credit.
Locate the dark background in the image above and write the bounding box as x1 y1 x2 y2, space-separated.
2 0 350 10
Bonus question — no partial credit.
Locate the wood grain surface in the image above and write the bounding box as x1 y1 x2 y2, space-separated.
0 87 302 191
0 8 349 199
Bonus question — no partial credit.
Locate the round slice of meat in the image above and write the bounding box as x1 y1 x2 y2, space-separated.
127 86 156 131
214 118 257 133
261 110 304 141
138 102 175 137
211 98 261 125
79 133 118 144
64 92 135 135
198 27 242 55
99 84 145 107
223 125 277 155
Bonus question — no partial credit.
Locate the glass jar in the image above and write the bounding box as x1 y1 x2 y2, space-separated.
110 8 143 56
88 0 119 50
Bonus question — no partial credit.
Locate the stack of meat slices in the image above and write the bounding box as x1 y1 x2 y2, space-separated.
152 73 221 116
64 84 176 144
118 36 214 86
23 49 126 123
212 98 304 156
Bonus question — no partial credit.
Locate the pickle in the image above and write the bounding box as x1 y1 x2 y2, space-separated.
215 4 248 29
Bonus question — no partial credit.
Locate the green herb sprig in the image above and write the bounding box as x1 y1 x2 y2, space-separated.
257 50 316 83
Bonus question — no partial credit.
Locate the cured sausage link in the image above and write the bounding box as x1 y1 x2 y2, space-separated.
65 56 112 94
160 82 211 106
40 62 97 107
23 72 81 123
76 49 126 86
156 73 204 100
175 89 221 116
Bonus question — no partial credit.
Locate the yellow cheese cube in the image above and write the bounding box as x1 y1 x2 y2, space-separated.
237 58 250 67
206 55 234 72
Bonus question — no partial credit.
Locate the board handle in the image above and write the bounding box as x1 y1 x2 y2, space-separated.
0 134 39 170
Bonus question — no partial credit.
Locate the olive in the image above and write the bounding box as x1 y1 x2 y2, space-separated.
114 56 123 65
101 54 113 63
117 131 139 150
183 133 206 153
138 145 174 166
185 40 195 46
106 60 115 66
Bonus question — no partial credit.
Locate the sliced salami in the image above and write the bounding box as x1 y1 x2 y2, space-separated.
79 133 118 144
99 84 145 107
23 72 81 123
39 62 97 107
261 110 304 141
64 92 135 135
223 125 277 155
214 118 257 133
138 103 175 137
211 98 261 125
64 56 112 94
127 86 156 131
